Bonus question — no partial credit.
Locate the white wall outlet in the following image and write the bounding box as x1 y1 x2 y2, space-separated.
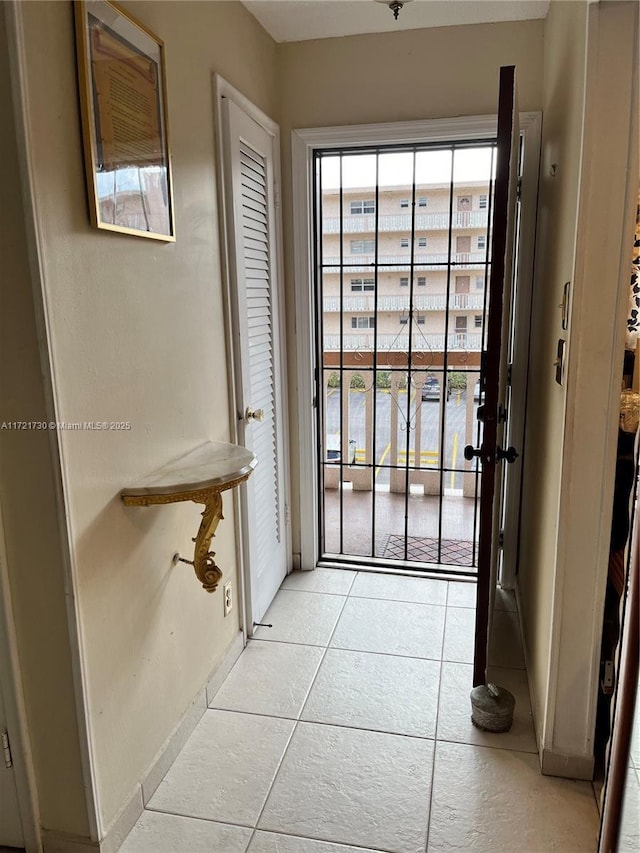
223 581 233 616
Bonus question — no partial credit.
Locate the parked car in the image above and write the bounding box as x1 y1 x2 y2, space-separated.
421 376 450 402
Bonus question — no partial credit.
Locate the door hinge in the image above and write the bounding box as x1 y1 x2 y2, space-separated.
506 363 513 386
516 176 522 201
498 530 505 549
2 730 13 769
284 503 290 525
274 183 281 208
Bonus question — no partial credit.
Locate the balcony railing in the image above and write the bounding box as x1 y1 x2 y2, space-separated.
321 252 488 273
323 332 483 351
323 293 486 313
322 211 489 234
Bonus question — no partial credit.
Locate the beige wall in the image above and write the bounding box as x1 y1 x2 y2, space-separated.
9 0 278 838
517 0 589 756
277 19 544 556
519 0 638 774
0 2 90 836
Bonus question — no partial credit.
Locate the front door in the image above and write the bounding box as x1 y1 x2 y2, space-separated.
471 66 520 686
220 92 289 626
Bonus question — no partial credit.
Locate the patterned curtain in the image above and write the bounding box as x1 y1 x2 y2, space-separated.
627 193 640 346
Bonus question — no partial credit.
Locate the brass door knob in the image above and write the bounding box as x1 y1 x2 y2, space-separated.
245 407 265 422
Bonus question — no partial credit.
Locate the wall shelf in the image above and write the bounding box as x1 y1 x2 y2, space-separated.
121 441 256 592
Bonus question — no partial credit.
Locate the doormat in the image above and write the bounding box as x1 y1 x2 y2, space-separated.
383 534 475 567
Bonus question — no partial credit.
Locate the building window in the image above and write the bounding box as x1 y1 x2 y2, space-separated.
477 235 487 250
479 194 488 209
400 199 409 208
399 317 408 325
475 276 484 289
418 197 427 208
351 278 375 292
400 237 409 248
416 315 426 325
455 316 468 332
351 239 375 254
400 276 409 287
350 200 375 215
352 316 375 329
457 195 472 211
474 315 483 328
417 237 427 248
417 277 426 286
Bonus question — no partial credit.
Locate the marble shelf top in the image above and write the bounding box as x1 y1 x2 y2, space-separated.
121 441 257 498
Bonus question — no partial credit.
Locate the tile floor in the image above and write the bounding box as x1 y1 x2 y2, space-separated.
119 569 600 853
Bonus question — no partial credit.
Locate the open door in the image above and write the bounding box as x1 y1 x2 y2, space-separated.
468 66 520 687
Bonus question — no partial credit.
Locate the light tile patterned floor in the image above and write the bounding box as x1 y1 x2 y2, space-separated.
119 569 600 853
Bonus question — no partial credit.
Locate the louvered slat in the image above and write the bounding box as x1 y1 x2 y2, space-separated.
240 141 280 546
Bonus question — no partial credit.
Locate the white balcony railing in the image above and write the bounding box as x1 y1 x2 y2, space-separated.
321 253 488 272
323 332 483 352
322 211 489 234
322 293 485 313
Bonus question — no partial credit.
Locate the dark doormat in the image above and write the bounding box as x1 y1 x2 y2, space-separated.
383 534 475 567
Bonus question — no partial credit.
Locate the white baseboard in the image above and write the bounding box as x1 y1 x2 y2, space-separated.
541 748 595 781
48 632 246 853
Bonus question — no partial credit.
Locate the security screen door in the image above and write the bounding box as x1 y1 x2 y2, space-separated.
313 69 520 646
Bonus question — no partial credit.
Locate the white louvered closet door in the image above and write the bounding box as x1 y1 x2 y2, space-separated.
223 97 288 626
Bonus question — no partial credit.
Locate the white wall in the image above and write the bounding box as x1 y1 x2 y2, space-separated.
519 0 639 777
7 0 279 839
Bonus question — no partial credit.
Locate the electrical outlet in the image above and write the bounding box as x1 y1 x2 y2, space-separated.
223 582 233 616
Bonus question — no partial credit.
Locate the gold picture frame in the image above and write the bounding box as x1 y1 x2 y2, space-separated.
75 0 175 241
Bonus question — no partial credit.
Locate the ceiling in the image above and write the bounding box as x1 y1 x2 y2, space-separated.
241 0 551 43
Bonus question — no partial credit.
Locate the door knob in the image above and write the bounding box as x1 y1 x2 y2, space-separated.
464 445 482 461
245 407 265 422
496 446 519 464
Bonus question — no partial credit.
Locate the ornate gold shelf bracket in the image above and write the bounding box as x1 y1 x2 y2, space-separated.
121 442 256 593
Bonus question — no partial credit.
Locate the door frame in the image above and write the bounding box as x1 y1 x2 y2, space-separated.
0 500 40 852
214 75 291 634
292 113 541 575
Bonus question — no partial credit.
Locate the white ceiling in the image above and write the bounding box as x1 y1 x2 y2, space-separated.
241 0 551 43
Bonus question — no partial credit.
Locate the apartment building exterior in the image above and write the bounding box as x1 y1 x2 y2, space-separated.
321 182 490 358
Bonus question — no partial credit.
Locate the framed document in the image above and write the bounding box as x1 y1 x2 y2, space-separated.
75 0 175 241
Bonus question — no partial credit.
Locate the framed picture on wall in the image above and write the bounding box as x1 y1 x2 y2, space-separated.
74 0 175 241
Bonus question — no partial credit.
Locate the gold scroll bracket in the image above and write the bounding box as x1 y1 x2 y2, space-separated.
122 472 251 593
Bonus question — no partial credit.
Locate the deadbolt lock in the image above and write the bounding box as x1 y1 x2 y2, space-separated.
496 446 519 464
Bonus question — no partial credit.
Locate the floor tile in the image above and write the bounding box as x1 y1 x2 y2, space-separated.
301 648 440 738
210 640 324 719
427 741 599 852
350 572 447 606
330 597 445 660
488 609 525 669
447 582 476 608
282 568 356 595
437 662 537 753
442 607 475 663
119 811 251 853
147 710 294 826
249 832 383 852
253 590 346 646
260 722 434 853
